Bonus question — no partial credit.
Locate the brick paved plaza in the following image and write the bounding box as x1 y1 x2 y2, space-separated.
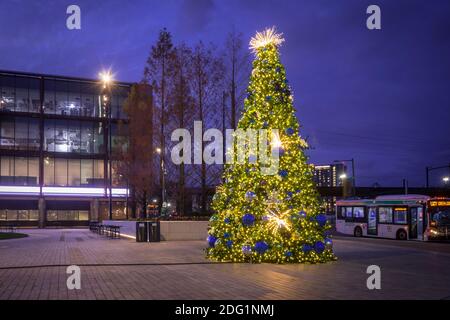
0 229 449 300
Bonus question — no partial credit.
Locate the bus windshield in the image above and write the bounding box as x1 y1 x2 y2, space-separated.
431 208 450 226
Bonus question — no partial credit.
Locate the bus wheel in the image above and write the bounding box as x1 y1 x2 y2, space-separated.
397 229 407 240
354 226 363 237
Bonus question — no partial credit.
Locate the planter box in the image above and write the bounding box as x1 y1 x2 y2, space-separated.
102 220 209 241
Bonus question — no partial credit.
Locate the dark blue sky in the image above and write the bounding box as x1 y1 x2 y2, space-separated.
1 0 449 187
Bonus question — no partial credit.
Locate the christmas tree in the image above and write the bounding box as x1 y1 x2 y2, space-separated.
206 27 336 264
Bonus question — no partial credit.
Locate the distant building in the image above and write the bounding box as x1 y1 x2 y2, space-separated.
313 163 347 213
313 163 346 187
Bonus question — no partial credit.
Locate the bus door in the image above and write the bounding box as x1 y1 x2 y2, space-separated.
417 207 424 240
409 207 418 239
367 207 377 235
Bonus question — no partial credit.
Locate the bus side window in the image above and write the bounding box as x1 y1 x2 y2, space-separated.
379 207 393 224
345 207 353 219
353 207 365 219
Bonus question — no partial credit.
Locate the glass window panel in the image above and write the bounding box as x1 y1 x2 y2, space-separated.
0 157 14 177
81 159 93 185
55 80 68 116
79 210 89 221
29 119 40 151
14 157 28 185
67 121 80 153
47 210 57 221
54 120 69 152
94 159 104 179
15 77 29 112
394 208 407 224
353 207 365 218
68 159 80 186
29 210 39 221
44 79 55 114
379 207 393 223
44 156 54 185
94 122 104 153
0 209 6 220
68 82 81 116
0 116 15 149
6 209 17 220
18 210 29 220
44 119 55 151
55 158 67 186
15 118 28 150
29 78 40 113
1 75 15 111
345 207 352 218
28 157 39 185
81 122 93 153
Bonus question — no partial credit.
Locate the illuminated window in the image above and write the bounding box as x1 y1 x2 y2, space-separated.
379 207 393 223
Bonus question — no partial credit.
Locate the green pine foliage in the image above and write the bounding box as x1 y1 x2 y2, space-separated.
206 28 336 264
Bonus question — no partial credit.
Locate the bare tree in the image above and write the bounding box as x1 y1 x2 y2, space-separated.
114 83 155 219
144 28 175 198
189 41 225 214
224 30 251 130
166 44 194 215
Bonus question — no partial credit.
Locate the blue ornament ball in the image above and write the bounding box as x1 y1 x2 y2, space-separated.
316 214 327 227
285 127 295 136
285 251 293 257
245 191 256 201
314 241 325 253
242 245 252 255
299 211 307 219
278 169 288 178
207 235 217 248
226 240 233 248
325 238 333 247
262 121 268 128
242 213 255 226
302 244 313 253
223 232 231 238
224 217 231 224
254 241 269 254
265 95 272 102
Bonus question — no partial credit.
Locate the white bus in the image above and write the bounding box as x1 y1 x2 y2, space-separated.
336 195 450 241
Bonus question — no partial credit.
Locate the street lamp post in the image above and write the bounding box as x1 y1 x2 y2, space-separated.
156 147 166 216
334 159 356 196
99 70 113 220
426 164 450 187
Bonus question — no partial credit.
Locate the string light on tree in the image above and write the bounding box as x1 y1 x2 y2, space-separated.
206 27 336 264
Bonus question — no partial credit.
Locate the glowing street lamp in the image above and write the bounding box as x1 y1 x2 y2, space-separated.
99 70 113 88
99 69 114 220
443 177 450 186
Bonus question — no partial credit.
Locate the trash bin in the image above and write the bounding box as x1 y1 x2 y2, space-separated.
136 222 148 242
148 221 161 242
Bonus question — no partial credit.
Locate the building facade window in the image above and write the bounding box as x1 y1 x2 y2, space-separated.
0 75 40 113
46 210 89 221
0 156 39 185
44 119 104 154
0 116 40 151
0 209 38 221
43 157 104 186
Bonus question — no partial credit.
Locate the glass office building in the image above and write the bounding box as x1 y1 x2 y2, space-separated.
0 70 132 227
